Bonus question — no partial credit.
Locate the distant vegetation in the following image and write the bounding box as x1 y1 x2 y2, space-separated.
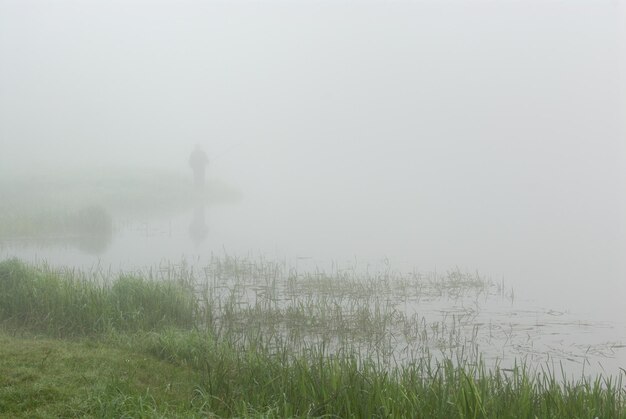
0 168 241 249
1 257 624 418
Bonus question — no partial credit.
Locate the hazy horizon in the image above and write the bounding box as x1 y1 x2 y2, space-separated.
2 0 625 294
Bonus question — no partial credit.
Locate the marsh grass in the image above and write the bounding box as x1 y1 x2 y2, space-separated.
0 259 195 336
0 257 624 417
185 255 499 363
139 330 625 418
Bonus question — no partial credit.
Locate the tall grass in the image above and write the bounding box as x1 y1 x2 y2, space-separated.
1 257 624 417
140 330 626 418
0 259 196 336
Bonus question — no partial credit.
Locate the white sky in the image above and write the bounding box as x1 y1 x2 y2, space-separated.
1 0 624 288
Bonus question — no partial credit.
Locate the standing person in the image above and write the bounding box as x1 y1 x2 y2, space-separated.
189 144 209 190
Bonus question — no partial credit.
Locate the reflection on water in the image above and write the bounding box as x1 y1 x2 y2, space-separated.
73 230 113 254
71 206 112 235
189 200 209 245
0 205 114 255
69 206 114 254
1 196 625 379
2 233 113 256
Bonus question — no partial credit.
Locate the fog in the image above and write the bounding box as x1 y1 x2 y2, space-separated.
1 0 625 314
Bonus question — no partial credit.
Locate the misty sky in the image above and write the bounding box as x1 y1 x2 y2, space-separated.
1 0 625 293
1 0 623 167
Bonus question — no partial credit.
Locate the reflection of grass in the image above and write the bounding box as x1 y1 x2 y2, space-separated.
0 206 112 238
1 258 624 417
0 168 241 239
0 168 240 215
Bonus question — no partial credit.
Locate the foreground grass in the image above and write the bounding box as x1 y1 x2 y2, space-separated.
0 333 202 418
0 259 195 337
1 258 624 418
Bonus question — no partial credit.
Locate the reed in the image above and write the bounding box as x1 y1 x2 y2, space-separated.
0 259 196 336
139 330 625 418
1 257 624 417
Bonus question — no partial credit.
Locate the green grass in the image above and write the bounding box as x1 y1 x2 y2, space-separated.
0 333 206 418
0 259 196 337
0 258 624 418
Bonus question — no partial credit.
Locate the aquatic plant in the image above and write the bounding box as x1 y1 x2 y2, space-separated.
1 257 624 417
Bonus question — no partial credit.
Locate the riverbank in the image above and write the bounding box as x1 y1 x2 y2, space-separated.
1 258 624 417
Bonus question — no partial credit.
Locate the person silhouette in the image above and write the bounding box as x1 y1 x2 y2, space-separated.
189 144 209 190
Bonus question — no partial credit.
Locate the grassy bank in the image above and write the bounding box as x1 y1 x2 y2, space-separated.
0 333 202 418
0 258 624 418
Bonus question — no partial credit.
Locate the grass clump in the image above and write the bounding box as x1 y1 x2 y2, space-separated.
0 259 196 337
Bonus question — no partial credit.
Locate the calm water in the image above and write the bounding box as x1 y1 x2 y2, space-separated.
2 0 624 382
2 185 624 378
